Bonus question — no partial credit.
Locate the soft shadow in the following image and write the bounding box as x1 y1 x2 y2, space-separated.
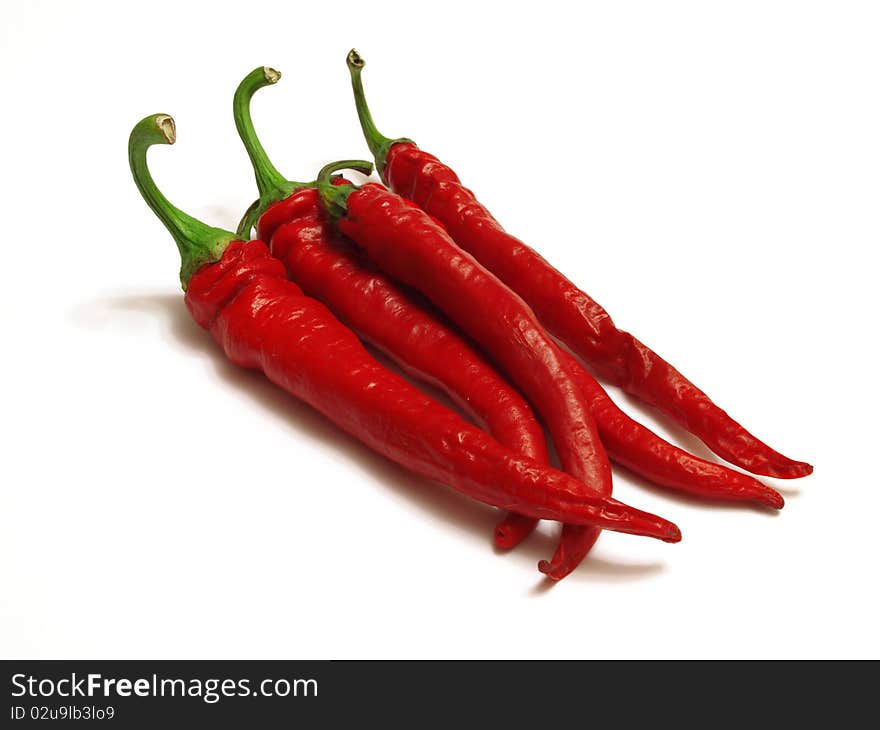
490 523 665 591
528 556 667 594
98 292 499 541
90 292 673 586
766 482 803 498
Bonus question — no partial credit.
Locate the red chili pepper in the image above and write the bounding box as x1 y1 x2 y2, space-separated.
235 70 778 576
129 114 681 551
234 67 548 549
316 160 688 576
346 49 812 481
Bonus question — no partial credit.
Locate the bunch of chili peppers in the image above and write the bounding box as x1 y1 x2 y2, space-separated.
128 52 811 581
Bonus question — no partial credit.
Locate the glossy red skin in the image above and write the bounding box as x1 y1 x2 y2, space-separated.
383 142 812 480
184 239 681 541
261 189 550 534
569 356 783 506
338 183 619 577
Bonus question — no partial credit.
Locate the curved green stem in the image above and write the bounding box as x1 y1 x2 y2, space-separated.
128 114 235 288
233 67 304 198
317 159 374 222
347 49 413 179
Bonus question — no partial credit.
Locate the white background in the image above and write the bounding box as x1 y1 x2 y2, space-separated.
1 0 877 659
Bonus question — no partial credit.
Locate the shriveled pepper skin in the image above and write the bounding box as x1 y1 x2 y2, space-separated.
568 357 784 507
184 238 681 540
333 182 621 577
382 142 812 480
497 352 784 563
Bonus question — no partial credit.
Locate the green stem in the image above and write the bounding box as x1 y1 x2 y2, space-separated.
317 159 374 222
347 49 413 179
233 66 305 201
128 114 235 288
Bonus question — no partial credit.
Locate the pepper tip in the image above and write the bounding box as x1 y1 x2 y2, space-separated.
762 459 813 480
